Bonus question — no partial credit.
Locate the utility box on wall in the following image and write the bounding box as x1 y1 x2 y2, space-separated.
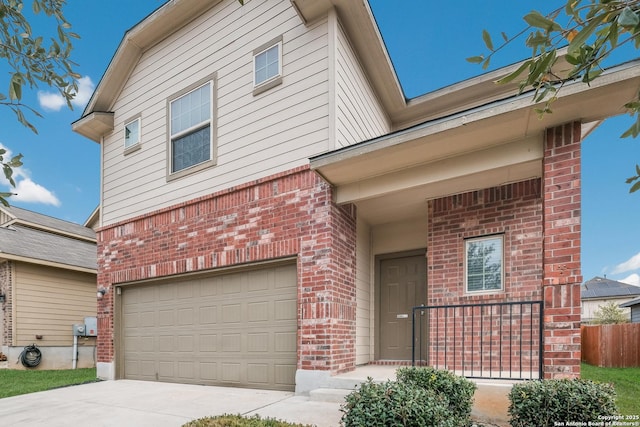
72 324 86 336
84 317 98 336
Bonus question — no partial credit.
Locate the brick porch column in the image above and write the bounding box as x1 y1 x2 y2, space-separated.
542 121 582 379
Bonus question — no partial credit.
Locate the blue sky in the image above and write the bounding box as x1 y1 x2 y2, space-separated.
0 0 638 285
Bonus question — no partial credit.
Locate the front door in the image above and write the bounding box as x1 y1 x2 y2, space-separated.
379 254 427 360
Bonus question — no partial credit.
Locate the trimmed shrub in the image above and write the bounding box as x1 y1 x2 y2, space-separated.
508 379 618 427
340 378 456 427
396 366 476 423
182 414 313 427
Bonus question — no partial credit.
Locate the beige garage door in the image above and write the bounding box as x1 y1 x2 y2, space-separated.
120 263 297 391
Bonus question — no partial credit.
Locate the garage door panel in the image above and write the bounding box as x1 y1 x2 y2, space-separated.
222 304 242 323
200 334 217 351
275 299 296 320
199 306 217 323
121 263 297 391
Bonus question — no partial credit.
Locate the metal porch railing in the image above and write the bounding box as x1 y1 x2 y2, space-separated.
412 301 543 380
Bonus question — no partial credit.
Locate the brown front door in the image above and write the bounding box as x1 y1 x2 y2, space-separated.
379 254 427 360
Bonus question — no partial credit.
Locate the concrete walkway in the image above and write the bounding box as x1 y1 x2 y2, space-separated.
0 380 343 427
0 367 514 426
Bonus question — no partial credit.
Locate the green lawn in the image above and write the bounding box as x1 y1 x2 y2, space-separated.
581 363 640 416
0 368 98 398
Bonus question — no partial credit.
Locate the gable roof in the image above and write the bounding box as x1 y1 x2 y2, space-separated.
620 296 640 308
581 276 640 300
0 206 96 242
0 225 96 272
0 206 97 273
71 0 534 142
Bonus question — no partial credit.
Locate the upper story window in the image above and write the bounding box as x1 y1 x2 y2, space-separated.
253 35 282 95
124 117 140 151
169 81 213 175
465 235 504 293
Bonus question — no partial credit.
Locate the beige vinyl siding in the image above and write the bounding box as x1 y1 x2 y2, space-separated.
335 19 389 149
356 217 372 365
101 0 330 225
14 263 96 346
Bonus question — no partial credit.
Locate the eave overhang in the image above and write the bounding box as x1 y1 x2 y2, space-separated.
73 0 223 142
310 60 640 225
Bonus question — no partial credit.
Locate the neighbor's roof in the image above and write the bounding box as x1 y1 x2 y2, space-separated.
0 205 96 242
620 296 640 308
581 276 640 300
0 224 96 272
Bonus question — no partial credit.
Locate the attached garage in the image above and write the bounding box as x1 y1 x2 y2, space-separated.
117 263 297 391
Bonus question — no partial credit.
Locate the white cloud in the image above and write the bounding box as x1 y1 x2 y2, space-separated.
619 273 640 287
37 75 95 112
0 143 61 207
37 91 67 111
612 252 640 275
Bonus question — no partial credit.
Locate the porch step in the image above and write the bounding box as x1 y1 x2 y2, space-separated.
309 388 352 403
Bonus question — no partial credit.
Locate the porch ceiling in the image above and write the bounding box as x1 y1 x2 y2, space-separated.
310 60 640 225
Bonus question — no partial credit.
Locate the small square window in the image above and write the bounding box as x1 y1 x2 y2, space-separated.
253 36 282 93
124 118 140 149
465 235 504 293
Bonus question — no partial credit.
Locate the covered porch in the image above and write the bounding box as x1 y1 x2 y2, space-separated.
309 59 640 380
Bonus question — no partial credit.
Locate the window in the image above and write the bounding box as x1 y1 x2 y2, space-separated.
169 81 213 174
253 36 282 95
124 117 140 150
465 235 504 293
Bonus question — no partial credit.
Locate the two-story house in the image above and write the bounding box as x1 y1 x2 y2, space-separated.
72 0 640 392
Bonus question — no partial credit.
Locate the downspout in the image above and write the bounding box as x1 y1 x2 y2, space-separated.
72 335 78 369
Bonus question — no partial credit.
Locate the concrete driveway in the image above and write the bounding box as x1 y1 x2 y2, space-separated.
0 380 344 427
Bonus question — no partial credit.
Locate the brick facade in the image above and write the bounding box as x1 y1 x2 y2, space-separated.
542 122 582 378
426 179 544 376
96 166 357 374
96 124 582 380
0 260 13 347
424 122 582 379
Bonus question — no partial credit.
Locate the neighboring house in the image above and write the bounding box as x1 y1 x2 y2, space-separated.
620 297 640 323
0 206 97 370
72 0 640 392
581 276 640 323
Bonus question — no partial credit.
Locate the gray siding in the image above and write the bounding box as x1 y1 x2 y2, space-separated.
102 0 330 225
356 217 371 365
334 19 389 148
632 306 640 323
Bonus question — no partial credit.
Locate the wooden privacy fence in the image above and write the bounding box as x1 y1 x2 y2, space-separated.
581 324 640 368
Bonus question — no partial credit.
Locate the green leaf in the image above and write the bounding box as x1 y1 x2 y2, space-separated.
9 74 22 101
466 55 485 64
621 115 640 138
568 13 607 55
0 193 14 207
630 179 640 193
482 29 494 51
495 60 533 85
523 11 562 32
618 6 639 28
636 164 640 175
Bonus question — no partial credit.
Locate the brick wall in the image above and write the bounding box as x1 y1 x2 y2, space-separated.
0 260 12 347
542 122 582 379
96 166 357 374
426 179 544 375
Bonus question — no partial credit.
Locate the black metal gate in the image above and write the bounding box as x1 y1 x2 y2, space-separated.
412 301 543 380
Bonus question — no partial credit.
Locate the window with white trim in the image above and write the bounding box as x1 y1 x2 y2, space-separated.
254 42 281 86
124 117 140 149
169 81 212 173
465 235 504 293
